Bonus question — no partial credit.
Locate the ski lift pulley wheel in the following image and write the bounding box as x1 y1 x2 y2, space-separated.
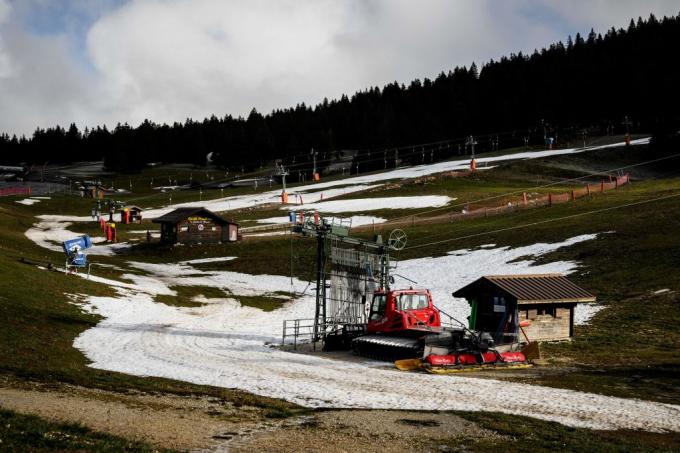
388 229 407 250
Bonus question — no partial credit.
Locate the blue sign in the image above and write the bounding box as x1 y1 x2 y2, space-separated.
62 235 93 268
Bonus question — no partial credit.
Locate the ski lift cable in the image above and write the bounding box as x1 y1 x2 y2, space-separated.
404 191 680 251
385 151 680 225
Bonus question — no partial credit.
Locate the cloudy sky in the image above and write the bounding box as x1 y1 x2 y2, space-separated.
0 0 678 136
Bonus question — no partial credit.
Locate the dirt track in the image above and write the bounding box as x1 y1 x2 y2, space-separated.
0 378 498 452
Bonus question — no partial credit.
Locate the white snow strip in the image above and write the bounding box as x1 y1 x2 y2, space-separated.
15 198 40 205
138 137 647 218
257 215 387 228
255 216 293 225
139 184 381 219
294 138 651 192
573 303 605 325
246 231 288 237
68 232 680 431
180 257 237 265
281 195 453 213
22 138 647 225
25 215 129 256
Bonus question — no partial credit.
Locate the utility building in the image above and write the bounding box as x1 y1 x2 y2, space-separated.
452 274 596 342
120 205 143 224
152 207 239 245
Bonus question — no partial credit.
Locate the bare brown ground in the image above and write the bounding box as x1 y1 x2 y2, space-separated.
0 376 498 452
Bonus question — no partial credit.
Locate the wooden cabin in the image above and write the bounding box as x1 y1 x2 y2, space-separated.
452 274 596 343
120 205 143 224
152 207 239 245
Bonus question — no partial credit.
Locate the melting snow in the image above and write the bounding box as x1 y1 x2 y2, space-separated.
573 303 605 325
179 257 237 265
25 215 129 256
15 198 41 205
281 195 453 213
257 215 386 228
20 138 647 224
66 232 680 432
291 138 651 193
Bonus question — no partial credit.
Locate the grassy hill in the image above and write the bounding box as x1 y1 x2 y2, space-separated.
1 142 679 450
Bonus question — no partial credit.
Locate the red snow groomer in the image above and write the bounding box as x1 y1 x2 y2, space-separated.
351 288 441 359
351 289 532 373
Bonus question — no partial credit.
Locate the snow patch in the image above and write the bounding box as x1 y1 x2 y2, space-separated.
257 215 386 228
573 303 605 326
15 198 40 205
180 257 237 265
281 195 453 213
25 215 129 256
66 232 680 431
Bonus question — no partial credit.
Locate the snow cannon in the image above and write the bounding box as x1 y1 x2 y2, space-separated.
62 235 93 269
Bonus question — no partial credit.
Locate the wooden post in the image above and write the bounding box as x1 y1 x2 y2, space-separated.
548 193 552 206
601 181 604 193
522 192 527 205
571 190 575 201
586 184 590 196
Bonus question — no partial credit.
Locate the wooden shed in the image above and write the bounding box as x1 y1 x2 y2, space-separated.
452 274 596 343
120 205 143 224
152 207 239 245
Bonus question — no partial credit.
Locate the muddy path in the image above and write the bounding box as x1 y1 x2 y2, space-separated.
0 377 499 452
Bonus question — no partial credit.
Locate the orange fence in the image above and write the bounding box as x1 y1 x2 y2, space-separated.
0 186 31 197
367 174 630 230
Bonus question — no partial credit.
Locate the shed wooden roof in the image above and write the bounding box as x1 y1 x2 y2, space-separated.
152 207 236 225
452 274 596 304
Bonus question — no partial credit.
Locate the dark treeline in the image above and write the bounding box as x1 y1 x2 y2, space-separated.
1 13 679 175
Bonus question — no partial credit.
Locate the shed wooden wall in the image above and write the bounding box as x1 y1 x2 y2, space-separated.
177 219 222 244
520 304 573 341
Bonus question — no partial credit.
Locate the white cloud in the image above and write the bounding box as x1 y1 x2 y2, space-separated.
0 0 13 78
0 0 679 136
0 0 9 23
540 0 680 31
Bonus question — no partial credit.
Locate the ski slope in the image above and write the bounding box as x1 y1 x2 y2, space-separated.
62 233 680 432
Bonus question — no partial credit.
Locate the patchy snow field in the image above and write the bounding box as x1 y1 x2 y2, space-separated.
138 138 645 219
22 138 647 226
257 215 387 228
66 232 680 432
15 197 42 205
25 215 129 256
289 138 651 193
281 195 453 214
